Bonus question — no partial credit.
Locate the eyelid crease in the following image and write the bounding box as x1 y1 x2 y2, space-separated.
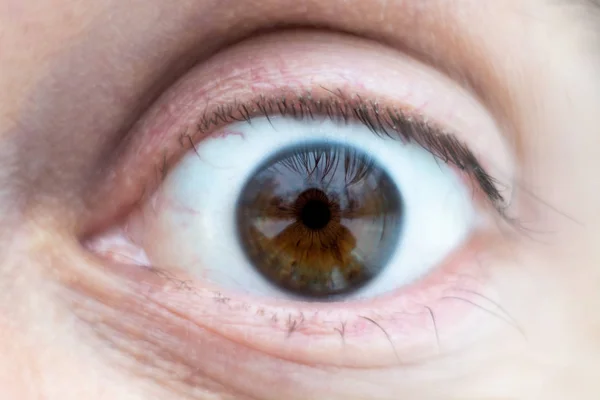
181 87 508 215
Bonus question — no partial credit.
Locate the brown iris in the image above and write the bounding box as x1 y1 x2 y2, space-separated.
236 143 403 298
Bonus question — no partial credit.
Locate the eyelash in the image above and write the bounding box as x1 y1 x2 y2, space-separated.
272 145 376 187
174 88 508 216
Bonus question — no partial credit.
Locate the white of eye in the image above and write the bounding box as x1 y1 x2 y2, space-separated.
142 116 476 300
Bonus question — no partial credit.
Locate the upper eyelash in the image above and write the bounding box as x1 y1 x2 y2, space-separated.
187 88 508 214
274 144 376 188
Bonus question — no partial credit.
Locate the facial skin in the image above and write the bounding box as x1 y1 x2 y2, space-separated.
1 0 600 399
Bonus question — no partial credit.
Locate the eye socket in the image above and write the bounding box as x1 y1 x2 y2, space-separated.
84 30 515 368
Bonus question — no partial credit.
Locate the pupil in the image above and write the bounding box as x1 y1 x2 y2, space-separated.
300 199 331 230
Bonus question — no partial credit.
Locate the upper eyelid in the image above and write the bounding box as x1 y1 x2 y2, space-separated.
177 89 507 212
129 31 507 169
83 31 514 235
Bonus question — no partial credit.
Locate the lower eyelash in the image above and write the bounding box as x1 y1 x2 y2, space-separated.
87 242 502 368
190 88 509 216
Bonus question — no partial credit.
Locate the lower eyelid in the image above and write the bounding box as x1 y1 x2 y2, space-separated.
88 230 499 369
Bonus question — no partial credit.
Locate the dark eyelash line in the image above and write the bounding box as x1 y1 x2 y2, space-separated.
273 145 376 188
189 88 508 214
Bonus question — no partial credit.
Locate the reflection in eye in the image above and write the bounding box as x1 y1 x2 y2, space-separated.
130 105 494 300
237 143 403 298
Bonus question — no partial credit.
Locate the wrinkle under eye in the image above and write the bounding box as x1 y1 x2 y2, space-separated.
236 143 403 298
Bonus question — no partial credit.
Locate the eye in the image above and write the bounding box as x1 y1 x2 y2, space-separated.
130 115 476 301
85 30 515 368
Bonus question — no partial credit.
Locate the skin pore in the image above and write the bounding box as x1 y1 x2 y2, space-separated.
1 0 600 399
